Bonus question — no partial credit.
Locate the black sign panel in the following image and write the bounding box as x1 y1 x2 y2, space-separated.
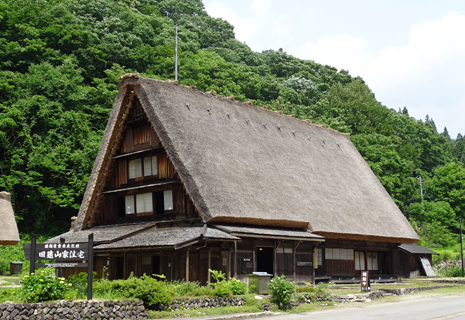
23 243 88 261
35 243 88 261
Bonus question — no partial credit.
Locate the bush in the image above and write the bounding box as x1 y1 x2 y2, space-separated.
68 271 98 299
20 268 72 302
267 275 295 310
228 277 247 295
111 274 174 309
208 269 247 297
445 266 464 277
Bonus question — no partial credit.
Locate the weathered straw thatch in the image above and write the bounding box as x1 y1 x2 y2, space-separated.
75 77 419 244
0 192 20 245
94 225 239 251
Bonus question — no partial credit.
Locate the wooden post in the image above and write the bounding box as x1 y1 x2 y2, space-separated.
252 240 260 272
30 234 36 275
234 241 237 278
58 237 65 278
87 233 94 300
293 241 301 281
228 245 231 280
273 241 277 277
186 250 189 282
207 249 211 283
312 244 316 286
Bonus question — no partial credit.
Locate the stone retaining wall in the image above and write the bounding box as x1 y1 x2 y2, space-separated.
0 299 148 320
333 285 454 303
167 296 245 311
379 285 452 295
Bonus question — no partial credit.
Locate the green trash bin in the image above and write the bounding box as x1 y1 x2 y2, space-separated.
248 272 272 294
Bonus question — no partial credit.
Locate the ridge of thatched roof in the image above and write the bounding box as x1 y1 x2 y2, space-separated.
75 77 419 244
0 192 20 245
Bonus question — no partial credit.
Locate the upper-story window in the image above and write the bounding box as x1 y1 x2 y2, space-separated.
128 156 158 180
124 190 173 216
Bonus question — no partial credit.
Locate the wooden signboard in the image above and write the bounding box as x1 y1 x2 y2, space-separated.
24 234 94 300
361 270 370 291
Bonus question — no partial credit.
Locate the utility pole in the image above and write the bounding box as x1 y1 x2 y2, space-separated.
175 22 178 81
419 176 424 203
460 215 464 277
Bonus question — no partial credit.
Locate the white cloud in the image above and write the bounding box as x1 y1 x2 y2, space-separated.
203 2 465 136
291 11 465 136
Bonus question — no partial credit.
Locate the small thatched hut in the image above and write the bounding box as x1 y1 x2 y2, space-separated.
48 76 419 283
0 191 20 245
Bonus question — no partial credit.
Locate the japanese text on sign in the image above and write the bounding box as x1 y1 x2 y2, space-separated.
35 243 88 261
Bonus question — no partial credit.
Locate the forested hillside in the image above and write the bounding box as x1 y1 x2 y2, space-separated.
0 0 464 248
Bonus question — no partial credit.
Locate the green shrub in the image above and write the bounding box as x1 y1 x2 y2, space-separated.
173 280 214 297
267 275 295 310
20 268 72 302
112 274 174 309
68 271 97 299
445 266 464 277
228 277 247 295
209 269 229 297
208 269 247 297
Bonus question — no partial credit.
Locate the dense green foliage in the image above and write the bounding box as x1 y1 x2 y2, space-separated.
0 0 463 248
20 268 71 302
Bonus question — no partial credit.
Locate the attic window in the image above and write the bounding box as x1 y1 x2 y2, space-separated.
123 189 173 216
128 156 158 180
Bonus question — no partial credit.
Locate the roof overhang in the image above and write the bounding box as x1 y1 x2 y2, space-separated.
214 224 324 242
399 243 439 255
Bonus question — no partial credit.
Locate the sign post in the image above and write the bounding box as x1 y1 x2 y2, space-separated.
87 234 93 300
24 234 94 300
361 270 370 292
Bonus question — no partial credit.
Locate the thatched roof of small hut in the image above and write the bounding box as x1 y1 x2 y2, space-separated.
75 77 419 244
0 192 20 245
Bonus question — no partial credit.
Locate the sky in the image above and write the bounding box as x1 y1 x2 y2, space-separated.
203 0 465 138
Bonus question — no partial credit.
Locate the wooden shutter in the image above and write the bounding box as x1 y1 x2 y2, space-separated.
119 160 127 186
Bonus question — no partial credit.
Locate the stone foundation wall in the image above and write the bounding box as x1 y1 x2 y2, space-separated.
167 296 245 311
333 285 453 303
379 285 452 295
0 299 148 320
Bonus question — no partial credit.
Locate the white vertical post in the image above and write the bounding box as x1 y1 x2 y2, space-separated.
175 23 178 81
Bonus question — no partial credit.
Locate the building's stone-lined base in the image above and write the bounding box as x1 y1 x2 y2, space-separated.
167 297 245 311
0 299 148 320
332 285 453 303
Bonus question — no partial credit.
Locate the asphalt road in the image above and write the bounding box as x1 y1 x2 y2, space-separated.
253 295 465 320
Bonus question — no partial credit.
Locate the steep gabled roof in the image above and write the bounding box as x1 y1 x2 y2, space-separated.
75 77 419 244
0 192 20 245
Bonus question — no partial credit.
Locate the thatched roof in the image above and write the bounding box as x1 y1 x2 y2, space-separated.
94 225 239 252
399 244 439 255
75 77 419 244
0 192 20 245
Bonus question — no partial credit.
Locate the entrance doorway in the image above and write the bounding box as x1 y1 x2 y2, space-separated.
256 247 273 275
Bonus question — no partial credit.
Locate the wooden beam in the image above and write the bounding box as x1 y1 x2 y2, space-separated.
185 250 190 282
228 245 232 280
208 249 211 283
293 241 301 282
234 241 237 278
